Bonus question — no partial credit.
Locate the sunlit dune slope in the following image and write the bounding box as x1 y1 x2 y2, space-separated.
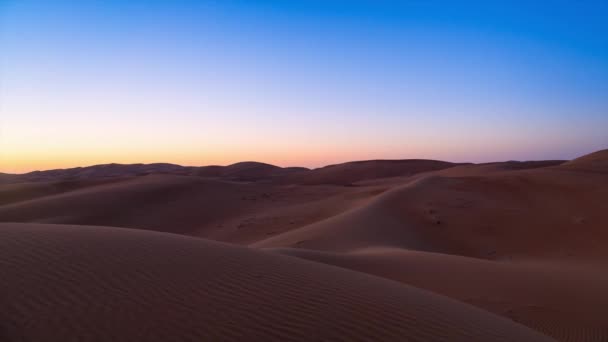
254 161 608 260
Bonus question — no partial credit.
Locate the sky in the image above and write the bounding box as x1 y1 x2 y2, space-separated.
1 0 607 173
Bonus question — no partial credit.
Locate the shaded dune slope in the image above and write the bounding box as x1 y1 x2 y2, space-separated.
0 175 258 234
271 247 608 342
0 175 378 239
0 223 553 342
0 178 126 206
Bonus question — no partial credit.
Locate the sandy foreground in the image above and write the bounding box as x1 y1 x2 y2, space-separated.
1 149 607 341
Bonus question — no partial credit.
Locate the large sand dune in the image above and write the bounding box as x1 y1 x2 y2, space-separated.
0 223 553 341
249 150 608 340
254 164 608 260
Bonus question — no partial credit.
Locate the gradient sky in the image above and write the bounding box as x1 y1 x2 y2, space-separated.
1 0 607 173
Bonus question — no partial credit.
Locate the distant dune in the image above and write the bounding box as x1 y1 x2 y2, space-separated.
7 163 193 182
1 149 607 341
432 160 566 177
0 157 570 185
284 159 460 185
1 162 308 184
0 159 456 185
193 162 310 181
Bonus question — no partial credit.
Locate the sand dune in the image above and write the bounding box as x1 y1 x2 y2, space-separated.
0 172 17 182
7 163 193 182
559 149 608 172
2 159 457 186
270 247 608 342
219 161 309 181
432 160 566 177
0 178 125 206
0 174 380 241
1 149 607 340
0 175 250 234
0 223 553 341
0 175 284 234
248 150 608 340
255 165 608 260
196 162 309 181
285 159 459 185
2 162 308 184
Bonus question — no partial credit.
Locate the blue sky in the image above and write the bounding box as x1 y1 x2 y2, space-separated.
1 0 607 172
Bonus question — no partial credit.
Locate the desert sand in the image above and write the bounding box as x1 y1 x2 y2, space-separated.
0 223 552 341
1 149 607 341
